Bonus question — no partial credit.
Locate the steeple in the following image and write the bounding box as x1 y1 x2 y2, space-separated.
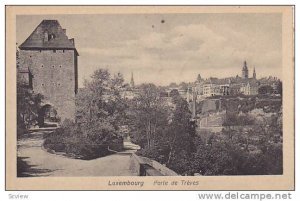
196 74 202 82
130 72 135 88
253 67 256 79
242 60 249 79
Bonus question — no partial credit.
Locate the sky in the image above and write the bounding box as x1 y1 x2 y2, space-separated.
16 13 282 87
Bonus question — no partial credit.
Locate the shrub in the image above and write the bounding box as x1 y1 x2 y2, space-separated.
43 119 124 160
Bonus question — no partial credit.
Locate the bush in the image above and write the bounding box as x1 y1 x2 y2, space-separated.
191 132 283 175
136 144 169 165
43 119 124 160
17 124 27 139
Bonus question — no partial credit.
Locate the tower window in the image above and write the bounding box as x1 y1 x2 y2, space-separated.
44 31 48 42
42 84 44 86
63 50 65 53
48 33 56 41
52 65 55 68
59 65 62 68
53 50 56 53
41 65 44 67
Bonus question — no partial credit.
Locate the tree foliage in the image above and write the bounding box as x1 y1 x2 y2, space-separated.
44 69 125 159
258 85 274 95
17 84 43 136
128 83 169 149
192 133 282 175
133 91 196 175
77 69 127 127
162 95 196 174
17 47 44 136
169 89 180 97
193 104 283 175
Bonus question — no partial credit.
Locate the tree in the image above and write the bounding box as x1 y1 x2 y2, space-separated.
17 83 43 136
223 112 238 128
75 69 127 147
17 47 44 136
135 91 197 175
258 85 274 95
44 69 126 159
169 82 177 88
128 83 169 149
163 95 196 174
193 137 247 175
179 82 188 91
276 81 282 96
169 89 180 97
76 69 127 128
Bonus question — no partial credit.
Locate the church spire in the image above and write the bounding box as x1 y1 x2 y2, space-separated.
242 60 249 79
253 67 256 79
130 72 135 88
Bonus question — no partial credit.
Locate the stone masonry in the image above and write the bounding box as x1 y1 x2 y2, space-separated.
18 20 79 121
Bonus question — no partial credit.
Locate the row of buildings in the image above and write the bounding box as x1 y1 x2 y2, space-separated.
187 61 259 101
166 61 281 104
121 60 281 103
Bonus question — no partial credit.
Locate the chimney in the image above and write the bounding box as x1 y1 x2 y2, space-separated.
69 38 75 45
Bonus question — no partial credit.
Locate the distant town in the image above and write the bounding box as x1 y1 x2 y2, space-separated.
120 60 281 101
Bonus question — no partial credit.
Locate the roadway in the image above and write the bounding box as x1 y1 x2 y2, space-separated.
17 132 139 177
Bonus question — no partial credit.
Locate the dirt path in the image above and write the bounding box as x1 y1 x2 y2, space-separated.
17 132 138 177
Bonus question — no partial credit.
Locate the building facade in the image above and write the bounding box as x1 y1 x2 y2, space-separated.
240 82 259 95
18 20 79 122
193 61 259 98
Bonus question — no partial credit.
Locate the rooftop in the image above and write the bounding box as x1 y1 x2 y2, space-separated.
19 20 78 55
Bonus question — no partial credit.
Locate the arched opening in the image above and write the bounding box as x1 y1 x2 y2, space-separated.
38 104 60 127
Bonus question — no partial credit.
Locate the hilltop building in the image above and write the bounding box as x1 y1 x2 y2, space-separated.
18 20 79 125
182 61 260 100
162 61 261 103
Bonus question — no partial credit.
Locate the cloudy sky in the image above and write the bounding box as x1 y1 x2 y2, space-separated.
17 14 282 87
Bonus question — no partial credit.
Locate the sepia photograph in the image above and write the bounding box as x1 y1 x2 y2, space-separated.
6 5 294 190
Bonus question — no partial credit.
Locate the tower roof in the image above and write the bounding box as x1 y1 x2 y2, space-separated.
243 60 248 70
130 72 135 87
19 20 78 55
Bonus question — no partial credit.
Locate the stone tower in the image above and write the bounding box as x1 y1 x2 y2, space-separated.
196 74 202 82
18 20 79 121
253 67 256 79
242 60 249 79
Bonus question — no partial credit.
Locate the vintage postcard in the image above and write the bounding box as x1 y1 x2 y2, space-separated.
6 6 294 190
